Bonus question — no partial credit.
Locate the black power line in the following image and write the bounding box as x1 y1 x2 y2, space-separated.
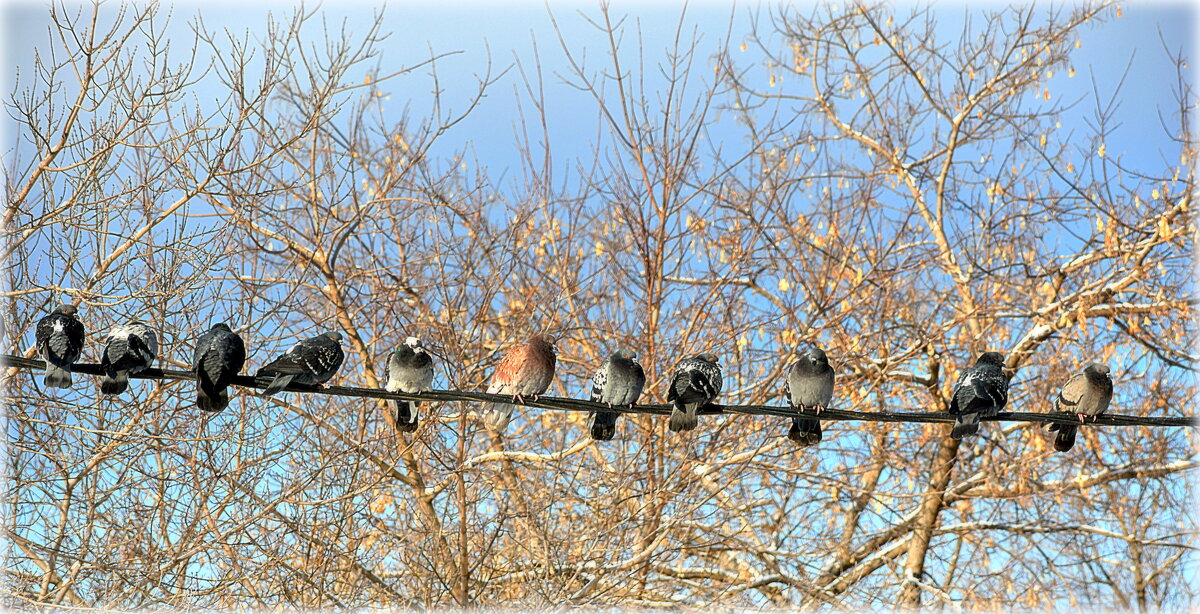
3 354 1195 428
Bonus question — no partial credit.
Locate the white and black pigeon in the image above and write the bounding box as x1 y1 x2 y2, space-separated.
949 351 1010 439
386 336 435 432
1048 363 1113 452
193 323 247 412
589 349 646 441
667 352 723 432
256 331 345 396
786 346 835 447
99 321 159 395
35 303 85 389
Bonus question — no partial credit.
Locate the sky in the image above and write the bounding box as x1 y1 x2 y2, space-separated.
4 1 1195 199
2 2 1196 608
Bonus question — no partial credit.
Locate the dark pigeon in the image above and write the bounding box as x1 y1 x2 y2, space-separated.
949 351 1010 439
786 347 835 447
1048 363 1113 452
667 352 722 432
256 331 345 396
100 321 159 395
193 323 247 412
589 349 646 441
35 303 85 389
386 336 435 432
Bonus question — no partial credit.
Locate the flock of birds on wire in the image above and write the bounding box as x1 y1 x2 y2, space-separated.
31 303 1115 452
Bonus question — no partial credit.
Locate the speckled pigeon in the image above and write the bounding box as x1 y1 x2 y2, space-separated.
99 321 159 395
667 353 722 432
256 331 345 396
786 347 835 447
35 303 85 389
386 336 435 432
589 349 646 441
193 323 247 412
482 333 557 432
1048 363 1113 452
949 351 1009 439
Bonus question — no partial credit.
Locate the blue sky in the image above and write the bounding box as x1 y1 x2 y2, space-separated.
7 1 1193 196
2 3 1196 608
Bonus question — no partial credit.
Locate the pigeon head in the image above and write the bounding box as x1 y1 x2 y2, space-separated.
54 303 78 316
805 347 829 365
404 336 423 350
976 351 1005 367
324 331 344 342
1085 363 1110 376
612 349 638 361
212 322 232 332
695 352 719 364
527 333 558 355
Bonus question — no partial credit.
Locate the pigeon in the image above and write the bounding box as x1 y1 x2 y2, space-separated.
35 303 85 389
256 331 345 396
949 351 1009 439
589 349 646 441
482 333 557 432
667 353 723 432
386 336 435 432
786 347 835 447
193 323 247 412
1048 363 1113 452
99 321 159 395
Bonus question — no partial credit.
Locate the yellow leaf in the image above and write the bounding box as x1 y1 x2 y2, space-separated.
1039 133 1047 148
594 240 605 256
1067 162 1075 173
740 42 747 52
1097 143 1106 157
1069 66 1076 78
1152 188 1160 199
778 277 791 292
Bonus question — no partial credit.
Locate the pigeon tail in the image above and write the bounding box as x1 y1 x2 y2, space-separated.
197 389 229 412
1052 424 1077 452
393 400 420 433
483 403 514 432
668 400 697 432
260 373 297 396
43 363 73 389
100 371 129 395
951 412 980 439
788 417 822 447
591 411 618 441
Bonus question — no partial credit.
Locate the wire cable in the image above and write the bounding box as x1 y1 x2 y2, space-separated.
3 354 1194 427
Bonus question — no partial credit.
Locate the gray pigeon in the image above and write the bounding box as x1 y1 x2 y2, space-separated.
1048 363 1113 452
35 303 85 389
786 347 835 447
193 323 247 412
256 331 345 396
949 351 1009 439
99 321 159 395
667 353 723 432
386 336 435 432
589 349 646 440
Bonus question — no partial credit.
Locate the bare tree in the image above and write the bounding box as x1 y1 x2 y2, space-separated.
4 2 1194 610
